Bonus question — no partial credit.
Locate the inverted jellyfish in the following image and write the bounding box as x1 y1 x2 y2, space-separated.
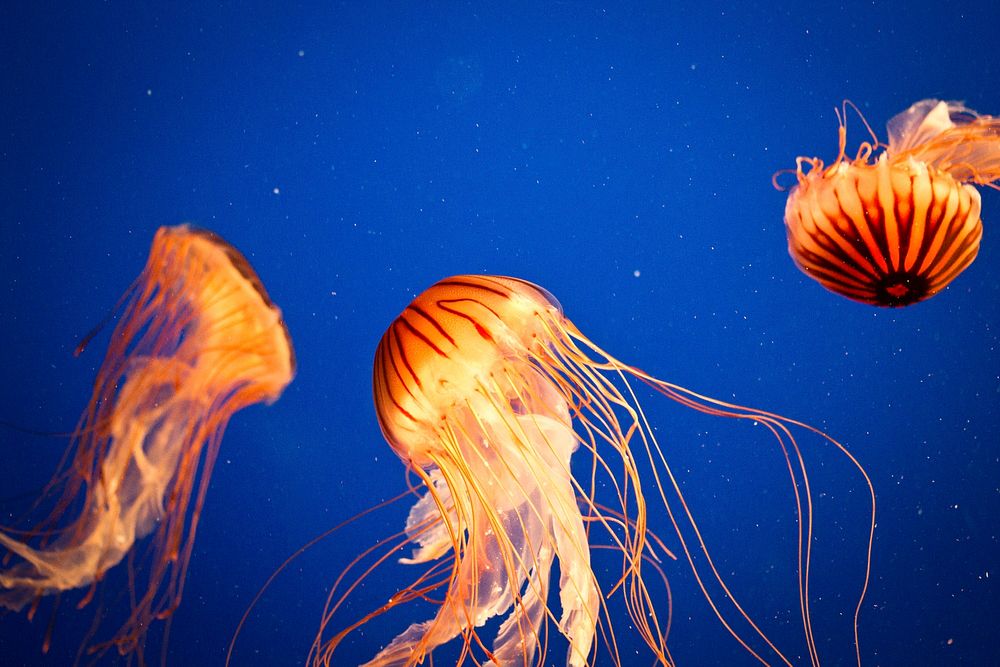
779 99 1000 306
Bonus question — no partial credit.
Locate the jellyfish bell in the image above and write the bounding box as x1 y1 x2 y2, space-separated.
0 224 294 657
314 275 875 667
374 276 565 465
779 99 1000 306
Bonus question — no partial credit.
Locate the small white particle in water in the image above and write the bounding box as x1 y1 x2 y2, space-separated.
297 49 305 57
273 187 280 195
633 270 641 278
146 89 152 96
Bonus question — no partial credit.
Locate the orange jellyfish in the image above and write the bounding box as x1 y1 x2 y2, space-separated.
0 225 294 657
310 275 875 666
779 99 1000 306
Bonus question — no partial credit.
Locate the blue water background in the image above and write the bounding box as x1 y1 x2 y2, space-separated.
1 2 998 665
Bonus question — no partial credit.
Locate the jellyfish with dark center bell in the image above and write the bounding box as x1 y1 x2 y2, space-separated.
778 99 1000 306
310 275 875 667
0 225 294 658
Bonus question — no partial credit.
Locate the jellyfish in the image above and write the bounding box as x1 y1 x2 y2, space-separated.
778 99 1000 306
311 275 875 667
0 225 294 656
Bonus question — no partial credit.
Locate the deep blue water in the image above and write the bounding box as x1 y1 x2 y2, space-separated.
1 2 998 665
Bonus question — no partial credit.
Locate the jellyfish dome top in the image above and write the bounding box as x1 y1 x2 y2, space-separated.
0 224 294 657
313 275 875 667
374 275 565 465
781 99 1000 306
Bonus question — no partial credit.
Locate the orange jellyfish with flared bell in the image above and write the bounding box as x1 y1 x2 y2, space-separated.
0 225 294 658
779 99 1000 306
310 275 875 667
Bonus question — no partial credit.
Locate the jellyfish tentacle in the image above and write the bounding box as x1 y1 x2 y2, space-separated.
335 275 870 666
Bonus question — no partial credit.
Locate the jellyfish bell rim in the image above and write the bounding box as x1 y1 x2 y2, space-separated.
486 275 564 315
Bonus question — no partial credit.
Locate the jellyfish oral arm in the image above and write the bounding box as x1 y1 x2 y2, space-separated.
0 365 195 609
362 403 599 667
